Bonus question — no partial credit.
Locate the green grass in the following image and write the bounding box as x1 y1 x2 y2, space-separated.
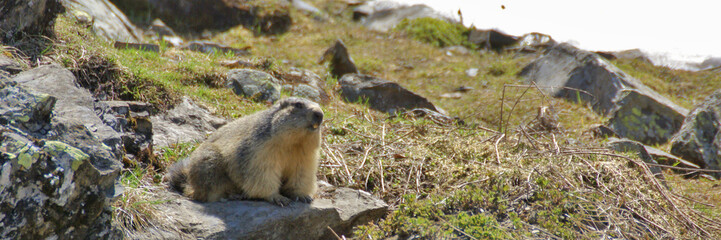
393 17 471 48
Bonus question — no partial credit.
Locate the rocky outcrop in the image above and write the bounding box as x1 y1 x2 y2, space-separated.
226 69 282 103
61 0 144 43
151 96 227 149
320 39 359 79
101 100 156 167
110 0 291 36
0 0 64 43
520 43 689 145
354 2 450 32
130 183 388 239
339 73 439 114
1 76 122 239
670 90 721 173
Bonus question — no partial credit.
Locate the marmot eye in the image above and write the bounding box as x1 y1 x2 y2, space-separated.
293 102 304 109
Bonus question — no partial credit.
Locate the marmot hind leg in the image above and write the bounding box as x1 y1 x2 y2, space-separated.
185 145 236 202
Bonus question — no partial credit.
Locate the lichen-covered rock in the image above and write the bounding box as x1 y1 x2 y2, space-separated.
670 90 721 174
151 96 227 149
226 69 281 103
0 91 121 239
607 90 687 145
339 73 439 114
129 184 388 239
0 81 56 134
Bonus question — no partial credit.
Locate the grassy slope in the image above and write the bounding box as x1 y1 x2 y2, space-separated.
26 0 721 238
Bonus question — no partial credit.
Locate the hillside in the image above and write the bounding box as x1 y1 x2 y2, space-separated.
3 0 721 239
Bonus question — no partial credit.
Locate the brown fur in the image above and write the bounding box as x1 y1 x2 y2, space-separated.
166 97 323 206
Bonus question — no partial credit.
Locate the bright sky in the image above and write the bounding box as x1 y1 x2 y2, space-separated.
394 0 721 66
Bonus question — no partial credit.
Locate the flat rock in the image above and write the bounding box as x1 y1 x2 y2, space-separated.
151 96 227 149
520 43 688 144
129 186 388 239
339 73 439 114
670 90 721 175
607 137 699 169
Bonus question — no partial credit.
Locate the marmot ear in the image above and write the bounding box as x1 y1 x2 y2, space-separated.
278 99 291 108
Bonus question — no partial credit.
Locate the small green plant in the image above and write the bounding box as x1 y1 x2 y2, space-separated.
394 17 470 48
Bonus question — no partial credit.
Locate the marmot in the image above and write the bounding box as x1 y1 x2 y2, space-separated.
166 97 323 206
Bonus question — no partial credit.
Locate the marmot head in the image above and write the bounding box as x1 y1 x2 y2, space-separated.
271 97 324 136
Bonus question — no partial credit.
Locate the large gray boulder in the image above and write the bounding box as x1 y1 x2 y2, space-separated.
1 80 121 239
0 0 64 42
227 69 282 103
151 96 227 149
61 0 144 42
339 73 439 114
670 90 721 174
520 43 688 145
129 185 388 239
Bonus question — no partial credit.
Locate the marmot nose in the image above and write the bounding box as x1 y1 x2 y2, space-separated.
312 111 323 123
